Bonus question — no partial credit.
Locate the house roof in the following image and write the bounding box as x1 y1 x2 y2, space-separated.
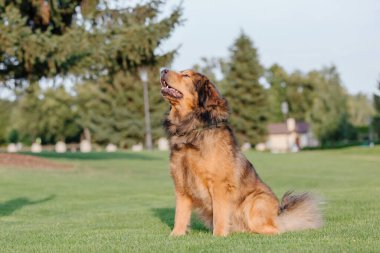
268 123 289 134
267 121 309 134
295 122 309 134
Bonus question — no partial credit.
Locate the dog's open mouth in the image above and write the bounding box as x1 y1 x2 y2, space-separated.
160 79 183 99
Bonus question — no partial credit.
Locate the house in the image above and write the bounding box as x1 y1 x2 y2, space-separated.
266 118 319 152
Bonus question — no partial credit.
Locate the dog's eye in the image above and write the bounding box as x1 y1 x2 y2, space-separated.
182 74 190 78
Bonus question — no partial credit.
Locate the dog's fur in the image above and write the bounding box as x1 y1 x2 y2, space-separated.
160 69 322 236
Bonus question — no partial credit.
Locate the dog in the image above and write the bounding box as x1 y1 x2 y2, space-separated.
160 69 322 236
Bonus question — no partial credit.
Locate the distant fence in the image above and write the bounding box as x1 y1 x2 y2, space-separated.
0 143 80 153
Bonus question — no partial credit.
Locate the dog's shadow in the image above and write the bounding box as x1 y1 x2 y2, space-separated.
151 207 209 232
0 195 55 217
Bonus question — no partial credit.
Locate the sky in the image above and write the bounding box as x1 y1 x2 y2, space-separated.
162 0 380 95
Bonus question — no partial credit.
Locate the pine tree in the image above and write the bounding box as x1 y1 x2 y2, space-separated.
76 72 144 147
2 1 182 147
0 0 95 88
222 32 267 145
193 57 220 85
76 1 182 148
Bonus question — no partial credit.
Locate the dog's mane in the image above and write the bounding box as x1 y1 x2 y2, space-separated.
163 109 228 137
164 77 230 138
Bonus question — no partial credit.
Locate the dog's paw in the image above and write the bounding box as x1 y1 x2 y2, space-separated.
213 229 229 237
170 230 186 237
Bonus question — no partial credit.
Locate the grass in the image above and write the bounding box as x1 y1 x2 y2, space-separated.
1 146 380 253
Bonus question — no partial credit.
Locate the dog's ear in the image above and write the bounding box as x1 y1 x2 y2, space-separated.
196 76 229 122
196 76 220 108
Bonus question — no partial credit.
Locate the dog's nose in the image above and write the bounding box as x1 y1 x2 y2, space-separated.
161 68 169 76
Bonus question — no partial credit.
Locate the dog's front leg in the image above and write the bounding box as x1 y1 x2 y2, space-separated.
170 191 192 236
211 184 232 236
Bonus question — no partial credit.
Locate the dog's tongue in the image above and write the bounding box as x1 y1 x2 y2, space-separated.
161 86 183 98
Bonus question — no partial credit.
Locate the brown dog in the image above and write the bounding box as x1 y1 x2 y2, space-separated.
160 69 322 236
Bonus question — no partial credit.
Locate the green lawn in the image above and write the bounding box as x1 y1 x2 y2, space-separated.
1 147 379 252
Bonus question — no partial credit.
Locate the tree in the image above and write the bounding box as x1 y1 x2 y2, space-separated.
374 78 380 113
10 85 42 144
147 67 172 144
77 66 172 148
193 57 220 85
0 99 14 144
0 0 95 88
306 66 349 144
222 32 267 145
266 64 315 123
1 1 182 148
265 64 288 122
11 85 81 144
373 77 380 140
285 71 314 121
76 72 144 147
76 1 182 147
347 93 375 127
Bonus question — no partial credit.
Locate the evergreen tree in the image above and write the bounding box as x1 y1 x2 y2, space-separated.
0 0 95 88
76 72 144 147
222 32 267 145
76 67 172 148
76 1 182 147
1 1 182 147
193 57 220 85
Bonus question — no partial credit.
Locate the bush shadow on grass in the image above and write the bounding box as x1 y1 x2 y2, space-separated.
151 207 209 233
22 152 161 161
0 195 55 216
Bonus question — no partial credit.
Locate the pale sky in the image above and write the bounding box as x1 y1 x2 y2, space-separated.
162 0 380 95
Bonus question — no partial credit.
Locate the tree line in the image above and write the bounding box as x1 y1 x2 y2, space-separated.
1 0 181 147
195 33 377 147
0 1 378 148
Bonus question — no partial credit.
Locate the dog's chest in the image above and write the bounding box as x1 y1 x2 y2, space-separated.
171 149 213 207
185 167 212 207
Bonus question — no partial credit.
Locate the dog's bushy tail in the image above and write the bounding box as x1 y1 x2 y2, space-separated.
276 191 323 233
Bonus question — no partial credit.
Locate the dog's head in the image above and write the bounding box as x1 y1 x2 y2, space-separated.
160 69 229 122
